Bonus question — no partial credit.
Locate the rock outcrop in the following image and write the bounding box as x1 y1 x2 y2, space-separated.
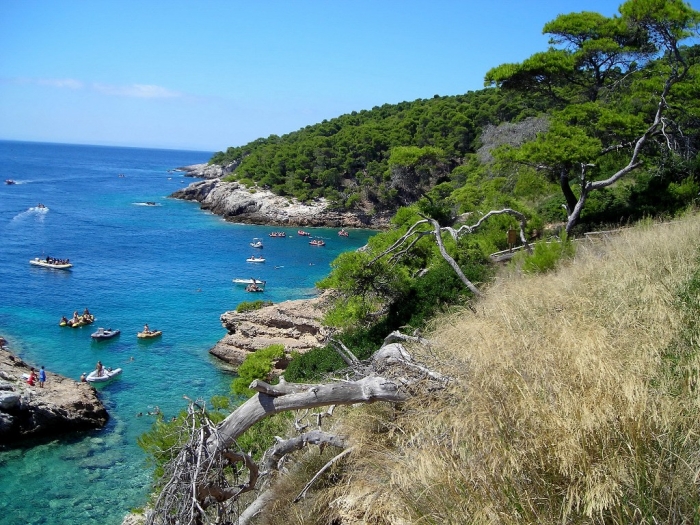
170 177 390 228
176 162 239 180
209 293 334 368
0 343 108 445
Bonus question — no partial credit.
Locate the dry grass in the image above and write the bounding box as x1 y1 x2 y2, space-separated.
260 214 700 525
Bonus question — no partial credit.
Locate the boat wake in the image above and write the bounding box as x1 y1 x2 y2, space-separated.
12 206 49 222
134 201 161 206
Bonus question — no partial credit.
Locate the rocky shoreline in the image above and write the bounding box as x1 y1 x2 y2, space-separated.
0 339 108 445
171 163 391 228
209 292 333 368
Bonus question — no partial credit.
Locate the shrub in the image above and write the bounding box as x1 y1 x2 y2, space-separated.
520 236 575 274
236 300 273 313
231 344 285 396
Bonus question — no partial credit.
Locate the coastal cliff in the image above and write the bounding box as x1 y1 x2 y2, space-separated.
0 342 108 445
171 164 390 228
209 293 333 368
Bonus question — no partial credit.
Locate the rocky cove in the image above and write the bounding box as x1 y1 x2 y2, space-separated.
0 339 108 446
171 163 391 228
171 164 381 370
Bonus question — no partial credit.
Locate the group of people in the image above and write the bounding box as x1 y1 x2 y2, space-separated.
26 366 46 387
61 308 93 327
268 231 286 237
45 256 69 265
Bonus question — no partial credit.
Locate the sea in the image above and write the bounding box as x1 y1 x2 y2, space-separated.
0 140 375 525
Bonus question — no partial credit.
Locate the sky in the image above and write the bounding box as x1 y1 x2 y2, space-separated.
1 0 697 153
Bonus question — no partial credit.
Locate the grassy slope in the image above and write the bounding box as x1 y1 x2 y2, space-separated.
257 212 700 524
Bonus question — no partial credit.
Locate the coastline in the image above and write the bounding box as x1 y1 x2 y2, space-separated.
0 338 108 446
170 163 392 229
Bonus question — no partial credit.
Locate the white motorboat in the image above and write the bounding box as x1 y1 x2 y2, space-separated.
250 238 263 248
233 278 266 291
246 256 265 263
30 257 73 270
233 278 266 285
85 367 122 383
91 328 121 341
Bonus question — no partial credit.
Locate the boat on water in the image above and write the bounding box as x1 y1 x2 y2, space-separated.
91 328 121 340
338 229 349 237
233 278 266 285
5 179 16 185
137 330 162 339
233 278 266 292
250 238 264 248
30 257 73 270
60 314 95 328
246 256 266 263
85 367 122 383
309 239 326 246
298 230 310 236
269 231 286 237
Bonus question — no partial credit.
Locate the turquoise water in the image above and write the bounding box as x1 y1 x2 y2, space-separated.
0 141 375 525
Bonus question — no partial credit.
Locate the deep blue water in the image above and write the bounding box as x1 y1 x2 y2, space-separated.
0 140 375 525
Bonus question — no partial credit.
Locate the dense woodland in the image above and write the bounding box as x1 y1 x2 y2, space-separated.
141 2 700 524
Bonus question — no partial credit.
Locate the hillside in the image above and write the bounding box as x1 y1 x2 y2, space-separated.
257 212 700 525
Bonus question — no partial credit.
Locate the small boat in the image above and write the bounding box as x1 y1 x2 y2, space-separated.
30 257 73 270
269 232 286 238
68 315 95 328
5 179 16 185
338 229 349 237
85 367 122 383
298 230 310 236
137 330 162 339
250 238 264 248
91 328 121 340
309 239 326 246
246 256 266 263
233 278 266 286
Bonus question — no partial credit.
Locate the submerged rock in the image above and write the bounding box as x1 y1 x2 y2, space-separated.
0 344 108 446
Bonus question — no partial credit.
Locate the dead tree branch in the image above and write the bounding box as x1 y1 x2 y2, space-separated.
146 333 441 525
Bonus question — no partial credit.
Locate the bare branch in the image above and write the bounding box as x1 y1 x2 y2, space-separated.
293 447 354 502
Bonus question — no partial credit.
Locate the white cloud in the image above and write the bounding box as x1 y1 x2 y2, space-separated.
92 83 182 99
37 78 84 89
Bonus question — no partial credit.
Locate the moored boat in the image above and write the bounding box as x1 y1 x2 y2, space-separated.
233 278 266 286
250 238 264 248
30 257 73 270
309 239 326 246
297 230 310 236
85 367 122 383
91 328 121 340
338 229 349 237
246 256 266 263
269 231 286 237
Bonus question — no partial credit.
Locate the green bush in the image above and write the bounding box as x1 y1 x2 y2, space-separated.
236 300 273 313
232 344 285 396
520 237 575 274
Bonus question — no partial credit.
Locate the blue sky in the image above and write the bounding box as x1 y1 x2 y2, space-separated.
0 0 696 153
